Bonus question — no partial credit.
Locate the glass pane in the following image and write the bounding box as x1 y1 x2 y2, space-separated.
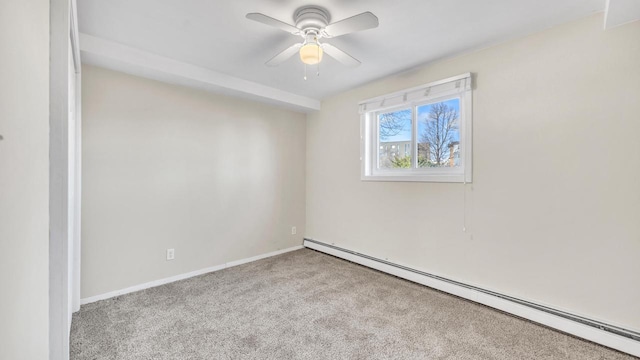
378 109 412 169
417 98 461 168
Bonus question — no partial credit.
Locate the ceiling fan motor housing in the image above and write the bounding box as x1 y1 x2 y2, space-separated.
294 6 330 35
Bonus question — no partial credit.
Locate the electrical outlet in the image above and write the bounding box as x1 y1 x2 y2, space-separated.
291 226 297 235
166 248 175 261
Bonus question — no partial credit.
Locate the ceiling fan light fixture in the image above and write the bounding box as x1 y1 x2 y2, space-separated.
299 43 323 65
247 6 377 68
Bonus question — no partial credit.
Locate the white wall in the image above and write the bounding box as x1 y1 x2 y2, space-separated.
0 1 50 359
306 14 640 331
81 65 306 298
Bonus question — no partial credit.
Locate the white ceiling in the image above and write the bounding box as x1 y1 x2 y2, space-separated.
78 0 606 103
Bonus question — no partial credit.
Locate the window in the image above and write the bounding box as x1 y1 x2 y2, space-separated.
360 73 472 182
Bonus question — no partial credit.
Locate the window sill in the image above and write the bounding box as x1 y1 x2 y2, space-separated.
361 174 469 183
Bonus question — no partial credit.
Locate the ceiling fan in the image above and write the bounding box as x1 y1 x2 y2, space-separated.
246 6 378 74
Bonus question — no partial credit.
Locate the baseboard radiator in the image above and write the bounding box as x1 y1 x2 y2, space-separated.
303 238 640 357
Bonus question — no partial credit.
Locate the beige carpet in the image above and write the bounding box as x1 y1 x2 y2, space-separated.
71 249 636 359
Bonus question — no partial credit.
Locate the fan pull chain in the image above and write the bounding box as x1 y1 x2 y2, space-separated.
304 63 307 81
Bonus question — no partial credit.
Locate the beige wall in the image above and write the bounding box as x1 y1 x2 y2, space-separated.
81 66 306 298
306 14 640 331
0 1 50 359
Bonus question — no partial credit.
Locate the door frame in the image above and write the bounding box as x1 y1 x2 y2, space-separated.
49 0 81 359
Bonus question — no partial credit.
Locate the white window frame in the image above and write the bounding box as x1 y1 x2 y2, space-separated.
360 73 473 183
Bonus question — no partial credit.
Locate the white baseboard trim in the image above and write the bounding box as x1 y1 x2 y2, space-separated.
303 238 640 358
80 245 304 305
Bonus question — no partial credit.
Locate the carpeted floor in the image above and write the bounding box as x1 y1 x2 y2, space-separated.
71 249 635 359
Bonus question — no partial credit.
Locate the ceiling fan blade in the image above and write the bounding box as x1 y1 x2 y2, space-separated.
321 43 361 67
246 13 300 34
265 43 303 67
323 12 379 38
